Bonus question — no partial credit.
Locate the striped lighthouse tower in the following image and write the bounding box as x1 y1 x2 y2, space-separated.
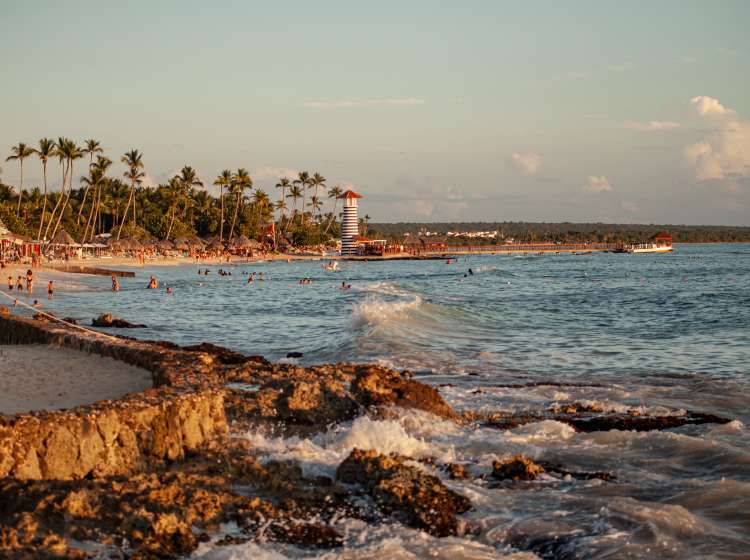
338 189 363 255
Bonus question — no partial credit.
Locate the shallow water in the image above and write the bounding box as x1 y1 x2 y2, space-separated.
23 244 750 558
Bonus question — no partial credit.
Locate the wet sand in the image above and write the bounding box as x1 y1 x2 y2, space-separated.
0 344 153 414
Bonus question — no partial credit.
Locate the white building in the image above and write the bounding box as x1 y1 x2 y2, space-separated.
338 189 363 255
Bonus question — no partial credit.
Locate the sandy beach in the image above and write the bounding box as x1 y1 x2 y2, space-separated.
0 344 152 415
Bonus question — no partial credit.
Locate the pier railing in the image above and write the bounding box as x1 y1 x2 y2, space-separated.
405 242 620 255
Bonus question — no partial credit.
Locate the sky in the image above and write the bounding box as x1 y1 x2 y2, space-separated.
1 0 749 225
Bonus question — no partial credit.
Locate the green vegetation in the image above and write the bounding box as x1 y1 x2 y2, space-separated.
369 222 750 244
1 138 343 247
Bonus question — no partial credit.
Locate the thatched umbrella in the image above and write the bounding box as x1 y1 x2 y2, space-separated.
128 238 143 250
189 237 205 247
207 239 225 251
158 239 174 251
232 235 252 249
52 229 77 246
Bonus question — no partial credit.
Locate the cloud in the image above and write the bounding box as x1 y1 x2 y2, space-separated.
567 71 590 80
622 121 681 131
584 175 612 193
608 61 635 73
690 96 734 116
684 120 750 182
140 173 160 189
252 167 299 181
679 55 697 64
511 152 542 175
302 98 425 109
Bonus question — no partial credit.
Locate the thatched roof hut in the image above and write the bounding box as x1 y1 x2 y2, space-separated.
207 238 225 251
51 229 77 246
231 235 253 249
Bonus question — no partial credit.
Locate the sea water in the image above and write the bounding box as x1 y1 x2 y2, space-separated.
30 244 750 558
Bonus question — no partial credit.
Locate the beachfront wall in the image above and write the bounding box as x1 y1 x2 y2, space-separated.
339 190 362 256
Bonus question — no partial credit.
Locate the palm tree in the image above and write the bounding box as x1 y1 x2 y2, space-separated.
286 184 303 230
6 142 35 216
167 166 202 240
164 177 183 240
116 149 145 240
324 184 343 234
43 138 70 241
213 169 232 242
77 139 103 223
275 177 291 221
35 138 55 241
228 168 252 241
49 139 83 244
83 155 112 242
308 195 323 221
310 172 326 210
294 171 310 225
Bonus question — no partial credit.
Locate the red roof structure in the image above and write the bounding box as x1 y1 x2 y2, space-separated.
652 231 672 241
338 189 363 199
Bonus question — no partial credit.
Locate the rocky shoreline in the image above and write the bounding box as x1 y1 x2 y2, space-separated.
0 310 735 558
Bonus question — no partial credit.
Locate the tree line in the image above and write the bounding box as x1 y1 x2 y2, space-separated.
369 222 750 244
1 138 347 247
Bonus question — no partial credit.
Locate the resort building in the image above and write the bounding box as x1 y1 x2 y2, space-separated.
338 189 363 255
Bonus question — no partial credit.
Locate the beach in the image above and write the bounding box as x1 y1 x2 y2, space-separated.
0 344 152 414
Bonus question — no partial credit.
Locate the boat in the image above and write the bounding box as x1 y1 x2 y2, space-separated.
322 260 339 271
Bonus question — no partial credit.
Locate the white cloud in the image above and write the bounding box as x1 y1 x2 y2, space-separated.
567 71 590 80
511 152 542 175
622 121 681 131
608 61 635 73
302 98 425 109
584 175 613 193
140 173 160 189
690 96 734 116
684 120 750 181
252 167 299 181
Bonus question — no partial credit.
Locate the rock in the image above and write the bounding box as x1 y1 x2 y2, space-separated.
0 305 9 315
446 463 470 479
350 366 456 419
266 378 359 426
492 455 545 481
548 401 604 414
286 351 304 358
92 313 147 328
336 448 471 537
183 342 269 365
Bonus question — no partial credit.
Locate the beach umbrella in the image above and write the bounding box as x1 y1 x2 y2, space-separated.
52 229 77 246
174 239 190 251
207 238 225 251
232 234 252 248
159 239 174 250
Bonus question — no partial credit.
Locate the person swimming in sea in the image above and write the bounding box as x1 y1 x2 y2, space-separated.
112 275 120 292
247 275 254 284
147 276 158 289
166 286 173 295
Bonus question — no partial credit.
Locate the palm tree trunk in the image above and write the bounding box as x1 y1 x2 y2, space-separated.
117 182 135 240
228 193 240 241
49 160 74 245
37 162 48 241
165 204 177 240
83 184 97 242
324 199 338 235
219 187 224 242
16 160 24 216
77 185 90 223
44 160 68 242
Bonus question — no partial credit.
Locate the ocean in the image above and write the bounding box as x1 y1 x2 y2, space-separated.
29 244 750 558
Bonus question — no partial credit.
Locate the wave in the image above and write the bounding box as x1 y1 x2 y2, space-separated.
350 295 423 328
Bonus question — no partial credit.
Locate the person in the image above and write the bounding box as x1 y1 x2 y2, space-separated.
147 276 158 289
47 280 54 299
7 275 13 291
32 299 42 309
166 286 173 295
247 275 254 284
112 275 120 292
26 269 33 294
16 276 24 292
258 272 264 281
468 268 474 276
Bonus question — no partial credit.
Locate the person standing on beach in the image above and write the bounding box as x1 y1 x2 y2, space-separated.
47 280 54 299
26 270 33 294
16 276 24 292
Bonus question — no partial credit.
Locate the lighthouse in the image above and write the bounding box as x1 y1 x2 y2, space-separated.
338 189 363 255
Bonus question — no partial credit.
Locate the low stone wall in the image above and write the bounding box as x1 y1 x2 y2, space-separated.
0 313 228 480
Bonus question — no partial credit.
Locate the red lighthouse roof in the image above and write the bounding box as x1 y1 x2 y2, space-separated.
338 189 363 199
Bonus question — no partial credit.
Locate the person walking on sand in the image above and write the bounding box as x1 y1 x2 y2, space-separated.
47 280 54 299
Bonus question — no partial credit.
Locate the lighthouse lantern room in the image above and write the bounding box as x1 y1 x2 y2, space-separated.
338 189 363 255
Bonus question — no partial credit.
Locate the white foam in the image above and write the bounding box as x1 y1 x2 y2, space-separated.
350 296 422 328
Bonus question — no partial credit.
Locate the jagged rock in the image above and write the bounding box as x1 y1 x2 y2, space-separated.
336 448 471 537
263 378 359 426
182 342 269 365
286 352 304 358
492 455 545 481
350 366 456 419
548 401 604 414
92 313 147 328
446 463 470 479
